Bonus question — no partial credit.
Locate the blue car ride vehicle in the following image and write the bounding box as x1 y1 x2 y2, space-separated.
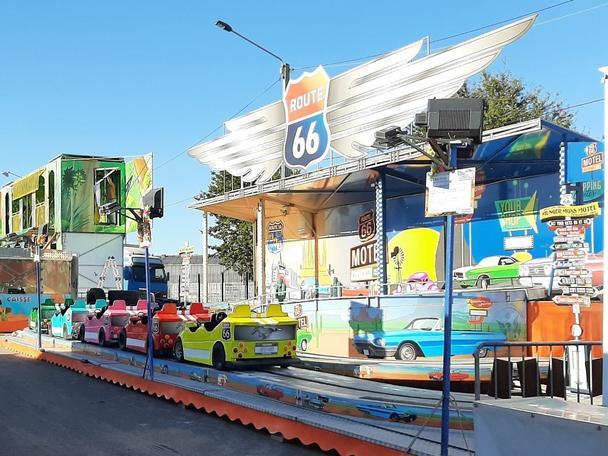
353 317 506 361
50 298 91 339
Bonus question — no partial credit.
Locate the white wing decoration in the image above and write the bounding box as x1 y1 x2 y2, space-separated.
188 15 536 182
188 101 286 182
327 15 537 157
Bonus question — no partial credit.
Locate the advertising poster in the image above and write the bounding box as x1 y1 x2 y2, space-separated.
125 154 153 232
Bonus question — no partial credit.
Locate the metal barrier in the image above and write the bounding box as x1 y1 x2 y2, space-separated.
474 341 602 403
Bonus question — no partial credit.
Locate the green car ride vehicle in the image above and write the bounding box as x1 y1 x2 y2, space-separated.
453 256 521 289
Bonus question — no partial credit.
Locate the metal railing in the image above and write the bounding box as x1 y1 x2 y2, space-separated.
474 341 602 403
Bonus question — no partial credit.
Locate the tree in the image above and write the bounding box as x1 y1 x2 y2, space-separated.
203 171 253 279
459 71 574 130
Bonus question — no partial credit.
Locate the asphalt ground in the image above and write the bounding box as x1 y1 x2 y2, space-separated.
0 349 325 455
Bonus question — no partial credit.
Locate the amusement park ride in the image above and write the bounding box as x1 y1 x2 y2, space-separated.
1 14 606 456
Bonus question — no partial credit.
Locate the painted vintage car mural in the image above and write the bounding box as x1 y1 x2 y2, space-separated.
353 317 506 361
453 256 520 289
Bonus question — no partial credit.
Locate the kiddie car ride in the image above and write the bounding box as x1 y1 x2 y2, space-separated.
174 303 299 370
50 298 91 339
120 302 211 356
353 316 506 361
81 299 132 346
29 298 57 334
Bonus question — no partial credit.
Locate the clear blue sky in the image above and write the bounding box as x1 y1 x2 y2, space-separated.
0 0 605 254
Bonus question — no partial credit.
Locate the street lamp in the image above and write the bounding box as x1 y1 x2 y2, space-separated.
214 20 291 88
1 170 22 179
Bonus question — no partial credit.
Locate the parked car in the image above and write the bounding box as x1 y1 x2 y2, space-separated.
519 253 603 298
173 303 299 370
81 299 132 346
353 317 506 361
119 302 211 356
453 256 520 289
50 298 91 339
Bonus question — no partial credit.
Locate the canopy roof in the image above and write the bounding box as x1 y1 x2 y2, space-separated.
193 118 596 222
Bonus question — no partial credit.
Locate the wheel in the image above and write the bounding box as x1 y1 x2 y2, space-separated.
300 338 308 351
78 325 85 342
478 348 489 358
212 343 226 370
396 342 418 361
98 329 106 347
477 276 490 290
389 412 400 422
118 331 127 351
174 338 184 362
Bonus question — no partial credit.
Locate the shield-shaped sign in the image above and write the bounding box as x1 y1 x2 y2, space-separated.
283 66 331 169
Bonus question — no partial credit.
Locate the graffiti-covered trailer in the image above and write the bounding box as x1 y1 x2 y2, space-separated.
0 248 77 315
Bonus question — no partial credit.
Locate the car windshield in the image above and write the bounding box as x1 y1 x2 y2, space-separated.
72 313 87 323
477 257 499 267
131 265 167 283
405 318 439 331
110 315 129 327
160 321 184 334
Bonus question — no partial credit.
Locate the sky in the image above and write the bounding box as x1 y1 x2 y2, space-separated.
0 0 606 254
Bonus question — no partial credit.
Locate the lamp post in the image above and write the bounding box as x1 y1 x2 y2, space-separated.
215 20 290 89
600 65 607 405
1 170 22 179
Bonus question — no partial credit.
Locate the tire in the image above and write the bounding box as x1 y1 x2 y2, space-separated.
389 412 400 422
98 329 106 347
118 331 127 351
477 276 490 290
78 325 85 342
300 338 308 352
174 338 184 362
478 348 489 358
212 343 226 371
396 342 418 361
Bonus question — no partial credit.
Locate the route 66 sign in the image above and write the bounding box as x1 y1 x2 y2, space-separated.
283 66 331 169
221 323 231 340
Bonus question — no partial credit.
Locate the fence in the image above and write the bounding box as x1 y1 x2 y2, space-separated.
474 341 603 404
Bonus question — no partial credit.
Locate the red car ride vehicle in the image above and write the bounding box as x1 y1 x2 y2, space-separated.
119 302 211 356
82 299 131 346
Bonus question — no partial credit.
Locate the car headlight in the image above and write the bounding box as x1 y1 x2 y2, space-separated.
373 338 386 347
543 264 553 276
519 265 529 276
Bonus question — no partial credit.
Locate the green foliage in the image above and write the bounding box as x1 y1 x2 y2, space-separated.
204 171 253 278
459 71 574 130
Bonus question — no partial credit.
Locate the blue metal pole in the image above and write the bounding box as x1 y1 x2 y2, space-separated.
440 144 457 456
35 244 42 350
375 171 387 294
144 246 154 380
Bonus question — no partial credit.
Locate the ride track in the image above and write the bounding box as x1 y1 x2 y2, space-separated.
2 331 476 456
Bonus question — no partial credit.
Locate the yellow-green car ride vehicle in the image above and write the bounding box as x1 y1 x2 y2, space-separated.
173 303 299 370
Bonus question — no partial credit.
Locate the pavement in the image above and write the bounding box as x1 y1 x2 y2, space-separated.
0 349 324 456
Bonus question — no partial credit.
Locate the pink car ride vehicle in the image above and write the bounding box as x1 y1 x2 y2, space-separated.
81 299 145 346
393 272 440 294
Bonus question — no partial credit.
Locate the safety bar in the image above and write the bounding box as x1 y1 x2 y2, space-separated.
473 340 602 402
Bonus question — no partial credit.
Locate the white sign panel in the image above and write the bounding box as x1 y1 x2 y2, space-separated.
425 167 475 217
503 235 534 251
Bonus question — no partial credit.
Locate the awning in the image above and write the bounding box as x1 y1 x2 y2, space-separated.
12 169 44 200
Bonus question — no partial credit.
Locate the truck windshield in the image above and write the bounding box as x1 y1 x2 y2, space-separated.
131 265 166 283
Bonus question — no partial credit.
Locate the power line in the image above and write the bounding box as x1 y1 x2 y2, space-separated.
560 98 604 111
293 0 575 71
154 77 281 171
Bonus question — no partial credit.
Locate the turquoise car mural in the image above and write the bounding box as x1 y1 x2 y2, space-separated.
353 317 506 361
50 298 90 339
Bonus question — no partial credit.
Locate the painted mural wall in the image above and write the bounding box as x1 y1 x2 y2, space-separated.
60 159 126 234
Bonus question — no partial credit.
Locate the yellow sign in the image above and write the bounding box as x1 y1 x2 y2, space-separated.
540 202 600 222
12 169 44 200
